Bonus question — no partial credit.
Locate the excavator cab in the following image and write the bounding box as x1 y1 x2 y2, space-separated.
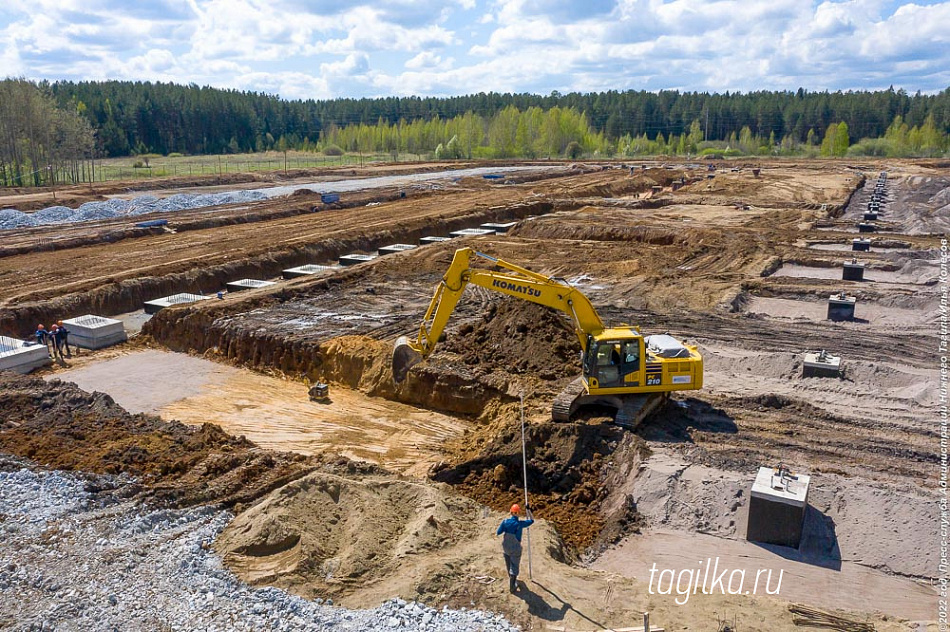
583 335 643 389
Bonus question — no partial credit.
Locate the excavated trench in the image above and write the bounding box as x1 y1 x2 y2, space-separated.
0 199 553 337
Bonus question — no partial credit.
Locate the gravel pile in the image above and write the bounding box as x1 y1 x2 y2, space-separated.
0 190 268 230
0 462 518 631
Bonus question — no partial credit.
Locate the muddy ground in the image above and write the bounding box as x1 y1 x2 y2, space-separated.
0 159 944 629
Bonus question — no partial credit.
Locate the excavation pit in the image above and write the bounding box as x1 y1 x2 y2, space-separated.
449 228 495 238
827 294 857 321
747 466 810 548
144 293 212 314
282 264 340 279
62 314 127 349
802 349 842 378
338 253 378 267
226 279 276 292
842 260 865 281
419 235 451 245
377 243 417 256
479 221 518 233
0 335 50 374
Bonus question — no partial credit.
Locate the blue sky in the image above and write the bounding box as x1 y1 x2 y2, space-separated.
1 0 948 100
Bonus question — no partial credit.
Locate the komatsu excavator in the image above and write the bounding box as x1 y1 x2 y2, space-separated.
392 248 703 427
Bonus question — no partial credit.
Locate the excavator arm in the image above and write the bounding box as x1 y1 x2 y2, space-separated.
393 247 606 382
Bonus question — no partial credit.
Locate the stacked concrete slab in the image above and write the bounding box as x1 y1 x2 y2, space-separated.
377 244 417 256
479 221 518 234
225 279 276 292
0 335 51 373
143 293 212 314
449 228 495 238
419 236 452 245
282 264 339 279
338 253 378 267
62 315 127 349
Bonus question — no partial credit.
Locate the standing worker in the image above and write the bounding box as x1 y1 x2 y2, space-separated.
56 321 72 358
49 324 63 360
35 324 51 357
496 503 534 592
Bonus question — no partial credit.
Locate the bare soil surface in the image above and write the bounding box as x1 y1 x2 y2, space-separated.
1 159 944 629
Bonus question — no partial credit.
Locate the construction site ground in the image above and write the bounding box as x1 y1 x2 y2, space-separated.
0 159 944 630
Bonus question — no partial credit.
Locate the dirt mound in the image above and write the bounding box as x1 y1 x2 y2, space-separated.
432 419 648 554
441 298 580 381
0 372 325 508
216 471 486 599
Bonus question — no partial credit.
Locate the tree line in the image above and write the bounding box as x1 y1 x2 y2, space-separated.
1 78 948 186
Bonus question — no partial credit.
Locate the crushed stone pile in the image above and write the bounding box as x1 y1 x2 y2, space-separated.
0 190 268 230
0 458 518 631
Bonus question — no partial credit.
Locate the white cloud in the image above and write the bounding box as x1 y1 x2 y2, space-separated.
0 0 948 98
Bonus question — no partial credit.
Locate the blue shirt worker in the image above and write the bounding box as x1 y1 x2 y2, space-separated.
496 503 534 592
34 324 51 357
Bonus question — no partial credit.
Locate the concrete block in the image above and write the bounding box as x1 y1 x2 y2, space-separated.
226 279 276 292
479 221 519 234
449 228 495 238
338 253 378 267
143 293 212 314
282 264 340 279
419 236 451 245
851 238 871 251
0 335 51 373
62 315 127 350
803 350 842 377
377 244 417 256
827 294 856 321
843 260 865 281
747 466 810 548
857 222 877 233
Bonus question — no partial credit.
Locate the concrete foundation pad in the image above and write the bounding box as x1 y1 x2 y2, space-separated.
449 228 495 238
143 293 212 314
843 261 865 281
419 236 452 245
226 279 276 292
62 315 128 350
827 294 857 321
803 350 842 378
857 222 877 233
748 466 810 548
851 238 871 251
479 221 518 234
338 253 378 266
377 244 417 256
0 336 51 373
282 264 340 279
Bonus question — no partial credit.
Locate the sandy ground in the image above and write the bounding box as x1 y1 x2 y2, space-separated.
53 350 467 477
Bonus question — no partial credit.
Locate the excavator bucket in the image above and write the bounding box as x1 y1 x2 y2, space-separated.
392 336 422 383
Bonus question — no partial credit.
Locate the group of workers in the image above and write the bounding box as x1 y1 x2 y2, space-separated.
34 321 73 359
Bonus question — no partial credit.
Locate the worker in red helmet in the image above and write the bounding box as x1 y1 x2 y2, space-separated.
496 503 534 592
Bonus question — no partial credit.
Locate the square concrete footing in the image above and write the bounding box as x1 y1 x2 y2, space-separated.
143 293 212 314
282 264 340 279
747 466 810 548
377 244 417 256
338 253 378 266
857 223 877 233
827 294 856 321
843 260 865 281
61 315 127 349
449 228 496 238
803 350 842 377
419 236 451 245
226 279 276 292
0 335 51 373
863 212 879 221
852 238 871 251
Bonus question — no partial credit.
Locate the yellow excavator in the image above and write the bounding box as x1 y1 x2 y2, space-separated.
392 248 703 427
